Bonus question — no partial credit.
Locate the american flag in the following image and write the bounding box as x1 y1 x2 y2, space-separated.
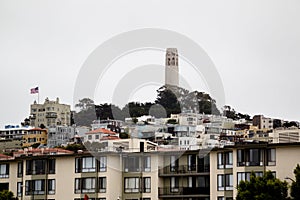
30 87 39 94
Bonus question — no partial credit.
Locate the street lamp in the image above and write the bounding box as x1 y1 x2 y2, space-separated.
285 177 295 183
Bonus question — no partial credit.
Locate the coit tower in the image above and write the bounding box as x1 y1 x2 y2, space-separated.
165 48 179 86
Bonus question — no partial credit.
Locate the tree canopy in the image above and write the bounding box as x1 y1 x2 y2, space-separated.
74 85 223 126
0 190 15 200
291 164 300 200
236 171 288 200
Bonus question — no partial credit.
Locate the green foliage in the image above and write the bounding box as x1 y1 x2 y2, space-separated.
75 85 224 126
223 105 251 120
75 98 95 111
73 103 97 127
291 164 300 200
236 171 288 200
283 121 299 128
155 86 182 116
132 118 138 124
30 143 41 148
39 123 46 129
119 132 129 139
0 190 15 200
62 143 86 152
21 118 30 127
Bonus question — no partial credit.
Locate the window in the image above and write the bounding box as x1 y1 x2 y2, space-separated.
124 177 139 193
142 177 151 193
25 180 45 195
217 153 224 169
218 152 233 169
124 156 140 172
218 174 233 191
143 156 151 172
75 157 96 173
17 162 23 177
198 155 210 172
225 174 233 190
48 179 55 194
48 159 56 174
170 177 179 192
26 160 45 175
187 154 196 171
170 155 179 172
99 156 107 172
95 135 99 139
225 152 233 168
197 176 210 188
267 149 276 166
26 159 55 175
237 149 245 166
218 197 225 200
17 182 22 197
0 164 9 178
248 149 262 166
88 135 92 140
237 149 263 167
217 175 224 191
237 172 263 185
98 177 106 193
75 178 96 194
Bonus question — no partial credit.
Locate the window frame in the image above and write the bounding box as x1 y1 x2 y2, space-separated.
0 163 9 178
124 177 140 193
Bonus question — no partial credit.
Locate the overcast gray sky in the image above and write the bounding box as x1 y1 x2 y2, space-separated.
0 0 300 127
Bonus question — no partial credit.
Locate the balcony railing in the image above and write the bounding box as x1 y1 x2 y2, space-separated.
46 112 57 118
159 187 210 196
159 164 210 175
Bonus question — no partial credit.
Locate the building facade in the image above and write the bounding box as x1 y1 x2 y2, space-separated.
29 97 71 128
1 142 300 200
210 143 300 200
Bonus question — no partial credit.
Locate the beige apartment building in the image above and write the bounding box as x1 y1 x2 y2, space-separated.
210 142 300 200
0 146 210 200
1 142 300 200
29 97 71 128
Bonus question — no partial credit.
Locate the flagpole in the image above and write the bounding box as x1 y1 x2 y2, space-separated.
37 86 40 104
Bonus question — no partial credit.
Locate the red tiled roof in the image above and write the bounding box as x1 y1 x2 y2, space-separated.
85 128 116 135
0 154 13 160
13 148 74 156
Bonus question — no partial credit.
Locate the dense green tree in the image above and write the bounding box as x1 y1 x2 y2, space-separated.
236 171 288 200
21 118 30 127
73 107 97 126
223 105 251 120
75 98 94 111
73 98 97 126
95 103 123 120
291 164 300 200
63 143 86 152
155 86 181 116
283 121 299 128
0 190 15 200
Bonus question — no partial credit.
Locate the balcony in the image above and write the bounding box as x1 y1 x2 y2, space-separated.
46 112 57 118
159 164 210 176
159 187 210 197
